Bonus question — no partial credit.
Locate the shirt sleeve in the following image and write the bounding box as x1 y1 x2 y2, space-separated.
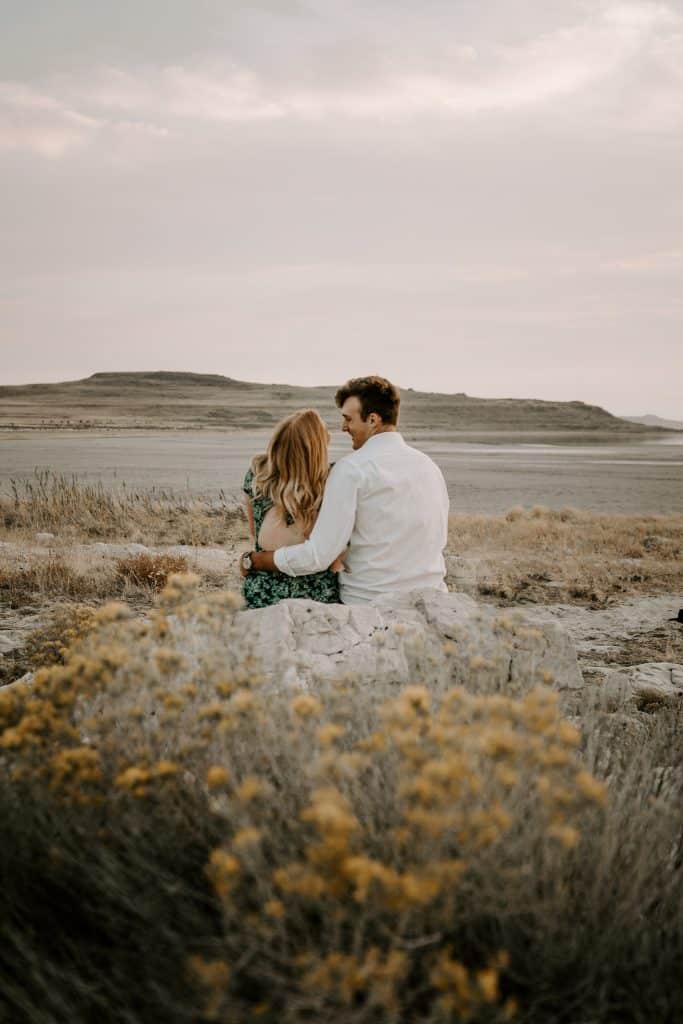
438 467 450 545
274 460 359 576
243 467 254 498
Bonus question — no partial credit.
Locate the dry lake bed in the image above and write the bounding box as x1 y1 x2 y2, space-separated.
1 430 682 515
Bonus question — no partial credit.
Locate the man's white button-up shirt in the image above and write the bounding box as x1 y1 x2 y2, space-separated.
273 431 450 604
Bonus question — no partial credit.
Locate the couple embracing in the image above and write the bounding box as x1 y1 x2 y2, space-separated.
240 376 450 608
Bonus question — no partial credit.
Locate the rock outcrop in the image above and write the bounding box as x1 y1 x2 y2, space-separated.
597 662 683 713
575 662 682 775
236 589 584 695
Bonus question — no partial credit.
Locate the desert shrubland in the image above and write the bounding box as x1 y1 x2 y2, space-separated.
2 474 681 609
1 471 246 545
448 505 683 604
0 575 680 1023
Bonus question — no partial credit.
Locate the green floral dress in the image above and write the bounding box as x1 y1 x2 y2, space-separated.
242 467 341 610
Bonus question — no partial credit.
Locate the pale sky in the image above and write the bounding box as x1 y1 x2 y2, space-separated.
1 0 682 417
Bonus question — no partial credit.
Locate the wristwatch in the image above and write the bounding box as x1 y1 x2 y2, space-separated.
241 550 255 574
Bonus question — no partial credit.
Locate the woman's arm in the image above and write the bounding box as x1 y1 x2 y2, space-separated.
244 494 255 543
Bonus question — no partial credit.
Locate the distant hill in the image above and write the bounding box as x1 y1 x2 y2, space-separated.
0 371 668 435
625 414 683 431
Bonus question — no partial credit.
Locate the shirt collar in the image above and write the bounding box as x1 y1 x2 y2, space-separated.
360 430 405 451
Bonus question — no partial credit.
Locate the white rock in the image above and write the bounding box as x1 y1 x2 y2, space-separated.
35 532 55 544
518 595 683 658
598 662 683 713
91 542 149 557
235 589 583 694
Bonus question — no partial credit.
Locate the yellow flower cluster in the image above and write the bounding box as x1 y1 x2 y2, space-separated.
300 948 409 1013
206 765 231 790
114 760 180 797
186 956 230 1020
205 848 241 900
290 694 322 718
46 745 103 802
430 949 516 1020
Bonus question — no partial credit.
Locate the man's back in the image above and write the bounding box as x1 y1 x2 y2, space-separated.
337 432 449 603
273 429 450 605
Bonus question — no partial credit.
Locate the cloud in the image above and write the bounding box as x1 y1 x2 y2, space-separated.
2 0 681 159
602 248 683 273
0 81 169 158
72 1 680 121
0 82 99 157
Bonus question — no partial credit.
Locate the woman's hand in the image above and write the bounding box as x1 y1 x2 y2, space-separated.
329 552 347 573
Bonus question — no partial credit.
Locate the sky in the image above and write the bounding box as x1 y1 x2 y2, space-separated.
1 0 682 418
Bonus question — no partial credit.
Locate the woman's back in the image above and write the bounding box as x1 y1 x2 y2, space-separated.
241 408 342 609
256 504 307 550
242 464 340 609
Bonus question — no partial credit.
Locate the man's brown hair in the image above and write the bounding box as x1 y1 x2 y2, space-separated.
335 376 400 426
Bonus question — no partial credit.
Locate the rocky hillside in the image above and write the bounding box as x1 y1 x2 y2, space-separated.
0 371 665 434
625 414 683 431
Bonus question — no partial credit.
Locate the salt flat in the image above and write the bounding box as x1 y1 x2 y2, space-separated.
1 429 681 515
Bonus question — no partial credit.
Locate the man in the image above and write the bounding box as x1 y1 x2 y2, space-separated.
241 375 450 604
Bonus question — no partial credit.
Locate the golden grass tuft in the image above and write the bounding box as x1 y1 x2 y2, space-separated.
0 557 103 605
115 552 189 592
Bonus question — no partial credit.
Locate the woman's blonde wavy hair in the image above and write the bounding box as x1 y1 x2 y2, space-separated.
251 409 331 535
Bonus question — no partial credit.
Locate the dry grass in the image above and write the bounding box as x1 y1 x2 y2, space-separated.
591 625 683 667
447 505 683 605
0 557 114 607
23 603 98 670
1 603 104 687
3 474 682 609
1 471 247 545
0 540 237 688
0 576 680 1024
0 553 193 607
115 552 189 592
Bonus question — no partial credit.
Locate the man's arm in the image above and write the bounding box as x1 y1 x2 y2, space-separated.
249 461 359 576
247 549 276 573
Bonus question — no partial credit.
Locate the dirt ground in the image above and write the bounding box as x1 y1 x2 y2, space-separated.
2 518 681 689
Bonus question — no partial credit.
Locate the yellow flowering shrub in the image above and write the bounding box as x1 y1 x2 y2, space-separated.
1 574 679 1024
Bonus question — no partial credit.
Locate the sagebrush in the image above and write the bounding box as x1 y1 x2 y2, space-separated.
1 575 680 1023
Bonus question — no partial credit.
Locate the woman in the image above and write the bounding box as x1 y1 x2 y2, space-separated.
241 409 343 609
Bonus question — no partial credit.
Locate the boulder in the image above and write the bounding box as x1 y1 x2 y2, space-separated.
236 589 583 694
596 662 683 714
